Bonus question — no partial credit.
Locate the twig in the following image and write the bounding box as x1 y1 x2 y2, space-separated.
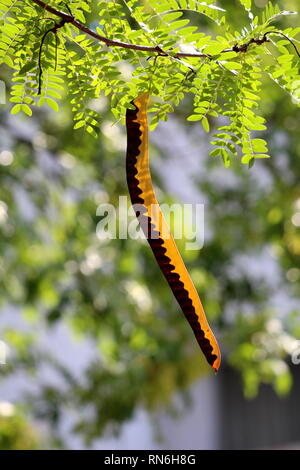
31 0 274 60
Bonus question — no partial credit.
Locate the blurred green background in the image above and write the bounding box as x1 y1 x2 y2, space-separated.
0 0 300 449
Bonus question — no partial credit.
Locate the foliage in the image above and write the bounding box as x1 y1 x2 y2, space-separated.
0 0 299 165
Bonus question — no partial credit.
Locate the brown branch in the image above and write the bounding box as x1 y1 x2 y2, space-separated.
31 0 167 55
31 0 271 59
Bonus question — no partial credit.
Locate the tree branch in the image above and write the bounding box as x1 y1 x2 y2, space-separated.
31 0 270 59
38 18 66 94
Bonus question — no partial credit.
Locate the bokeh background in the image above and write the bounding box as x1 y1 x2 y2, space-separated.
0 0 300 449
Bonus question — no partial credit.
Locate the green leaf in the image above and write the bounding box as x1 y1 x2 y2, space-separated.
223 61 243 71
10 104 21 114
204 44 225 55
3 55 14 68
187 114 203 122
202 116 210 133
74 120 86 129
46 98 59 112
239 0 251 10
21 104 32 116
19 61 35 74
